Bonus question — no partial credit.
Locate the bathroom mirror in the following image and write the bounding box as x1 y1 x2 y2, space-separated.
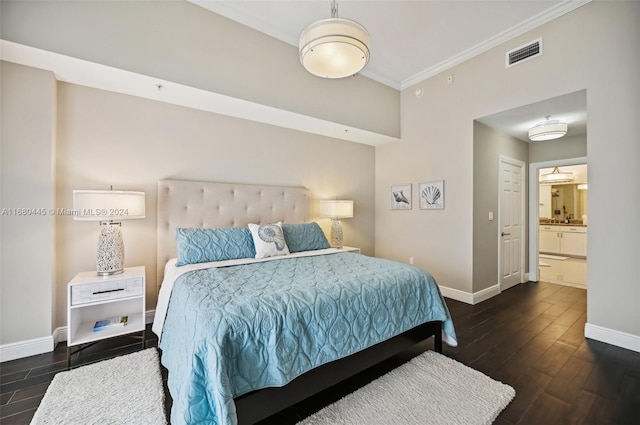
540 183 588 222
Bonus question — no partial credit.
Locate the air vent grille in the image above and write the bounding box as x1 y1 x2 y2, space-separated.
506 38 542 67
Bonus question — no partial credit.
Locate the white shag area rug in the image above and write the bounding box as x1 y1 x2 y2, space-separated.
297 350 515 425
31 348 166 425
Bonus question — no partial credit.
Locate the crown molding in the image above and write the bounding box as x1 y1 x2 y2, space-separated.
400 0 591 90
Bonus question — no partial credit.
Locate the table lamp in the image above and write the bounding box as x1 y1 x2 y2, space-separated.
73 189 145 275
320 200 353 248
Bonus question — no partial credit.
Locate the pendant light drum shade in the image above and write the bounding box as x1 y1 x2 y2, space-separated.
299 18 370 79
528 119 568 141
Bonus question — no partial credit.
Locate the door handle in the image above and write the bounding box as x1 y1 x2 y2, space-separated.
501 232 510 236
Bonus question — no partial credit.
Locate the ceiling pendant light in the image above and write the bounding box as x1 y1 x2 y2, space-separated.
299 0 370 79
540 167 575 184
528 115 568 141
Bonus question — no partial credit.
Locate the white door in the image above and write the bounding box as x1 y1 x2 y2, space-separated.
499 157 524 291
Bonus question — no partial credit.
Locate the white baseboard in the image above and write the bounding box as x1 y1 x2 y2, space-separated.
473 284 502 304
0 335 54 363
585 322 640 353
438 285 474 304
53 326 67 346
0 310 156 362
145 309 156 325
439 284 501 305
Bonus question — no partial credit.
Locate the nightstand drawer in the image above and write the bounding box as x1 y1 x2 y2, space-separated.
71 277 143 305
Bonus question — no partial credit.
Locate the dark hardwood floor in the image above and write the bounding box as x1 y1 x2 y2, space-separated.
2 281 639 424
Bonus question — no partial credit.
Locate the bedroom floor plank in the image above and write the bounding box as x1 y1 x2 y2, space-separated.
544 356 595 404
0 409 38 425
2 281 640 425
519 392 573 425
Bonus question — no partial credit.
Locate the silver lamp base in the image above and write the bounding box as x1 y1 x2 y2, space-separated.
97 222 124 276
330 218 344 248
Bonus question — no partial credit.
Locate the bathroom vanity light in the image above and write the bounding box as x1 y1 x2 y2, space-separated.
528 116 568 141
539 167 574 184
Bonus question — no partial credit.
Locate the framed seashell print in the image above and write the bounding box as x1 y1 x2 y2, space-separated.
419 180 444 209
391 184 412 210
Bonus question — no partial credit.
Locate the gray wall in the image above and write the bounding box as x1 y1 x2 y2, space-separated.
53 82 375 329
1 62 56 345
0 0 399 138
472 121 528 293
376 1 640 340
529 134 587 163
2 0 639 353
0 0 383 348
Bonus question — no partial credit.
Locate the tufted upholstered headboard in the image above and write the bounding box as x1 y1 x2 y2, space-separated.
156 179 310 286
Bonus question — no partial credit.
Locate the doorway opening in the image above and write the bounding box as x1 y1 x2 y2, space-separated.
528 159 588 289
473 89 587 299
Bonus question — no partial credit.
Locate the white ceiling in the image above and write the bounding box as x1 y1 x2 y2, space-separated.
476 89 587 142
190 0 589 90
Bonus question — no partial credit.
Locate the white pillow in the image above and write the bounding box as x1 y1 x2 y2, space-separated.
248 222 290 259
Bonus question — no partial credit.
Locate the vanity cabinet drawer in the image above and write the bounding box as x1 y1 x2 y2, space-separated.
540 225 586 233
562 226 587 233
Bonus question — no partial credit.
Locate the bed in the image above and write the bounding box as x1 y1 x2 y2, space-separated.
152 179 457 425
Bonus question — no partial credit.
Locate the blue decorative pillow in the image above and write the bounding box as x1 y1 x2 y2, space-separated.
282 222 330 253
175 227 256 266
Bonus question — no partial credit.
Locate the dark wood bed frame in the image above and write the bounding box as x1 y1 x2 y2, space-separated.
234 320 443 424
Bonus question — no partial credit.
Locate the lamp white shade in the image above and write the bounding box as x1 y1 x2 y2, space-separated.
73 190 145 221
320 200 354 218
299 18 370 79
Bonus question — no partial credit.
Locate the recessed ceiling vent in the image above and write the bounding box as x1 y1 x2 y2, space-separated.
506 38 542 68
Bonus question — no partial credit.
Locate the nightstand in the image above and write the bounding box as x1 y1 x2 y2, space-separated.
67 266 146 366
339 246 361 254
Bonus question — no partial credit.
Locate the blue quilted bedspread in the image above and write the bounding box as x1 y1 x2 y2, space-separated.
158 252 457 425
